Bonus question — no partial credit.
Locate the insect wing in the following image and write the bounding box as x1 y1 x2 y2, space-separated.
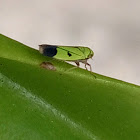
54 46 89 61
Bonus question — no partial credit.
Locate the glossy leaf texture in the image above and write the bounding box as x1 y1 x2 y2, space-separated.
0 34 140 140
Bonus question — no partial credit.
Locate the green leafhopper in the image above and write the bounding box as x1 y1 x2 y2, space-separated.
39 44 94 71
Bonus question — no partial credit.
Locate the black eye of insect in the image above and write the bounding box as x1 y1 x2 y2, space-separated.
68 51 72 57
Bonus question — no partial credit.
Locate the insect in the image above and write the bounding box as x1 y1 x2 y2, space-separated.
39 44 94 71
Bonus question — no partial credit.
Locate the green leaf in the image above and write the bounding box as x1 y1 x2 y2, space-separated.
0 34 140 140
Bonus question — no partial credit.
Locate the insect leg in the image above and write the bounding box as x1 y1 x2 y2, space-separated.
84 63 88 70
75 61 80 67
85 62 92 71
81 60 92 71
